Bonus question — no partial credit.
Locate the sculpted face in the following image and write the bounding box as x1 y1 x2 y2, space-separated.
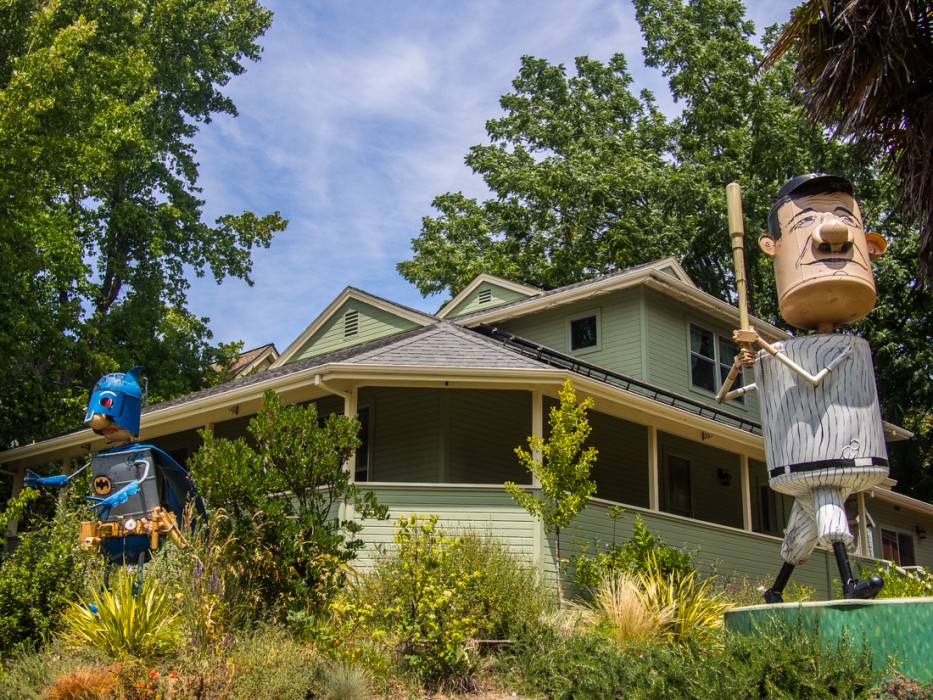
760 186 887 332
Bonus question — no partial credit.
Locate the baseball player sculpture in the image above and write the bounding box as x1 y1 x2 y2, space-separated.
716 174 889 603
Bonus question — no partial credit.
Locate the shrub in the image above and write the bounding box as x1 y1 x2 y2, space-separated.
147 507 248 653
572 513 695 591
501 617 882 699
860 563 933 599
188 390 388 614
336 515 551 689
59 573 180 660
872 672 933 699
0 485 99 654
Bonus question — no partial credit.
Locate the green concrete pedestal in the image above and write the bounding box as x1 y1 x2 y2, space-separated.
724 598 933 681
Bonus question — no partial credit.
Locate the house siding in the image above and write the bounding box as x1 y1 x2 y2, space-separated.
447 390 532 484
291 300 420 362
496 289 644 378
348 485 874 599
362 387 441 483
658 431 744 529
644 289 761 420
445 284 533 318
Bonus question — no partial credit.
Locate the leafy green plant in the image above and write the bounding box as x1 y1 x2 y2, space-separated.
188 389 388 614
573 513 695 591
506 379 598 604
0 485 99 654
60 573 180 660
860 563 933 599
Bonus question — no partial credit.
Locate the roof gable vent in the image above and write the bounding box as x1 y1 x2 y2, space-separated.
344 309 359 337
478 288 492 304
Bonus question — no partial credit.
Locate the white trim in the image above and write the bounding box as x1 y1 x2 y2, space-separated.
567 308 602 354
437 274 541 318
273 287 437 367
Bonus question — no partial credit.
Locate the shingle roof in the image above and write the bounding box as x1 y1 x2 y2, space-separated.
145 321 545 415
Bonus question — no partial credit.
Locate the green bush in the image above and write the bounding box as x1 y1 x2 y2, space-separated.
860 563 933 599
501 617 883 699
336 514 552 689
572 513 695 591
0 487 99 655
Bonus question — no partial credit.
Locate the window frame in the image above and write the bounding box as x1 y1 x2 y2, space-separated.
567 309 601 354
354 404 373 482
688 322 745 404
881 528 916 566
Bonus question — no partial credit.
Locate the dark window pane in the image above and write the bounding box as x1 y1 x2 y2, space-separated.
691 355 715 392
690 326 714 358
570 316 598 350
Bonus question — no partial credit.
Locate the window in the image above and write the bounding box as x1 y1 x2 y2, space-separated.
666 455 692 517
689 324 744 403
569 311 600 352
882 528 916 566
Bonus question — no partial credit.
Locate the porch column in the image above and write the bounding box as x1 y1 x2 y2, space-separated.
344 387 359 481
740 454 751 531
857 492 870 557
648 426 659 511
531 389 543 488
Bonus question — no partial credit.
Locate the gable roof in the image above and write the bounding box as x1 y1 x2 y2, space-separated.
451 257 785 341
222 344 278 378
273 287 437 367
437 274 542 319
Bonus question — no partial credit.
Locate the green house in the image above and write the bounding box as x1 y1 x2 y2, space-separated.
3 258 930 598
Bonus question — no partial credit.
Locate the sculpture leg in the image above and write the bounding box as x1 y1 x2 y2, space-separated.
764 499 818 604
812 486 883 599
764 562 794 604
833 541 883 599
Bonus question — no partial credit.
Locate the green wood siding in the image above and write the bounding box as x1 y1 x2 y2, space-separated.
497 289 644 378
448 390 531 484
362 387 441 483
348 485 539 571
658 431 744 529
588 410 650 507
444 283 534 318
644 289 760 420
347 485 876 599
290 299 421 363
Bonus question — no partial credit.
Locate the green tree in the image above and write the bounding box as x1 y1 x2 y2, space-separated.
506 379 598 604
0 0 287 446
188 390 389 613
400 0 932 500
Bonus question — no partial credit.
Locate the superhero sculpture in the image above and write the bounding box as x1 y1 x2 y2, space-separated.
717 174 888 603
25 367 205 570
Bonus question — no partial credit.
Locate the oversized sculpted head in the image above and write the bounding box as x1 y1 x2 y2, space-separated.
760 173 887 332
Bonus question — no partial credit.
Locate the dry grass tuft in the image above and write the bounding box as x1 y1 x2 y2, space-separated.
46 666 117 700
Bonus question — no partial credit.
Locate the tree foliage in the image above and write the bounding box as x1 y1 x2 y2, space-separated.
766 0 933 281
506 379 597 603
188 390 388 613
0 0 287 446
401 0 933 500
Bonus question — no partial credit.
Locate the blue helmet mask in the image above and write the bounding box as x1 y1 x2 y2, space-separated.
84 367 144 438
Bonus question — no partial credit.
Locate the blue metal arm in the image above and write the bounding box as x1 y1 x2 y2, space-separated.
87 480 140 521
24 470 70 488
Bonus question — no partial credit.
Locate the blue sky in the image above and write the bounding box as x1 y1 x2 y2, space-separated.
187 0 800 354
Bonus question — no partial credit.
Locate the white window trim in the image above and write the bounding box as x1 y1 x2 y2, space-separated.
567 309 602 354
355 402 374 482
687 321 745 404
